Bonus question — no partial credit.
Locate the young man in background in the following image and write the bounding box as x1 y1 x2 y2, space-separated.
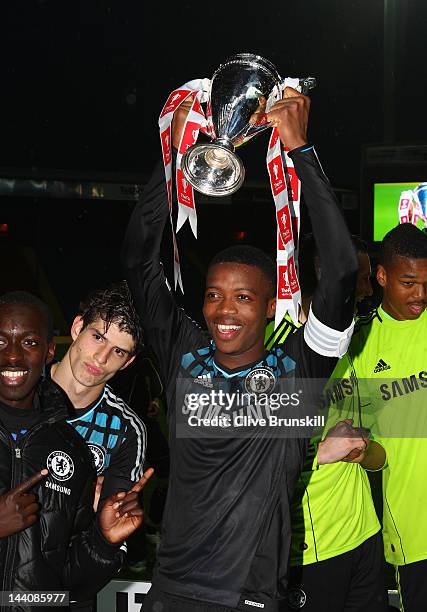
51 281 147 508
0 291 152 610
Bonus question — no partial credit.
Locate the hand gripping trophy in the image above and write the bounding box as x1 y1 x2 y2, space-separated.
158 53 315 325
181 53 315 196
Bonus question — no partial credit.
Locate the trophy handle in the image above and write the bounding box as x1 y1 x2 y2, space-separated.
251 77 316 128
233 77 317 148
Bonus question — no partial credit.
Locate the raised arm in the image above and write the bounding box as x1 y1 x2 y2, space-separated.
289 148 357 332
121 153 205 382
268 89 358 365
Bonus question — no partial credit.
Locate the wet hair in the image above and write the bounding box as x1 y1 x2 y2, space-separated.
299 233 368 297
380 223 427 268
0 291 54 340
79 281 143 355
208 245 276 295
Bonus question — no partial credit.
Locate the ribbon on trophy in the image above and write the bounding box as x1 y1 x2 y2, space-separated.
267 78 302 328
175 92 212 236
158 67 306 328
158 78 210 291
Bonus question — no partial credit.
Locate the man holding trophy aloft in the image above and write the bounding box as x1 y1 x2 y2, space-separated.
123 55 362 612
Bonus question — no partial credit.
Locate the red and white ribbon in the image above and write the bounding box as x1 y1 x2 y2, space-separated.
267 130 301 327
158 79 209 291
159 74 305 317
176 92 210 236
267 78 302 327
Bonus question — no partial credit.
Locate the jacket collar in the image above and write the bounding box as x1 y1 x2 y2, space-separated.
36 377 75 423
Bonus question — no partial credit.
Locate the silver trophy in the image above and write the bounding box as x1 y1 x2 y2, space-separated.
181 53 315 197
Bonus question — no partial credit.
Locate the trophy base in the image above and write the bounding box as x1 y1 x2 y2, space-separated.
181 143 245 197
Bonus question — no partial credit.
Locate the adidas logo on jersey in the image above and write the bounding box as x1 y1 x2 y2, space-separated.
374 359 391 373
194 373 213 388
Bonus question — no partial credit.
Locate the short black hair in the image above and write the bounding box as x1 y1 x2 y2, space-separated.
0 291 54 340
380 223 427 267
80 281 143 355
208 245 276 295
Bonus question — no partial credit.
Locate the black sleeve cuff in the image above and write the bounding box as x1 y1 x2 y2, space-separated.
287 143 314 158
93 518 123 559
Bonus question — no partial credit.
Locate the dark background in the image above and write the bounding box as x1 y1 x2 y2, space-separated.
0 0 426 330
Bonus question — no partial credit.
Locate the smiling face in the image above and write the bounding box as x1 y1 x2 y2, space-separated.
68 316 135 391
0 303 55 409
377 255 427 320
203 262 276 370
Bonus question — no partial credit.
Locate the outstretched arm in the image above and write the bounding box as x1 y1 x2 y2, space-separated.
268 89 357 368
122 137 206 384
291 146 357 333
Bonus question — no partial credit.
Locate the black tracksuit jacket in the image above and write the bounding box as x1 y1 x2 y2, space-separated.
0 378 124 612
123 145 357 611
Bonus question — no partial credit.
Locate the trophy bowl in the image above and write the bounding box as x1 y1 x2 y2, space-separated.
181 139 245 197
181 53 282 197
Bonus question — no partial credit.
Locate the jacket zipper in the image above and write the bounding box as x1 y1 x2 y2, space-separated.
0 421 52 607
0 427 20 610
